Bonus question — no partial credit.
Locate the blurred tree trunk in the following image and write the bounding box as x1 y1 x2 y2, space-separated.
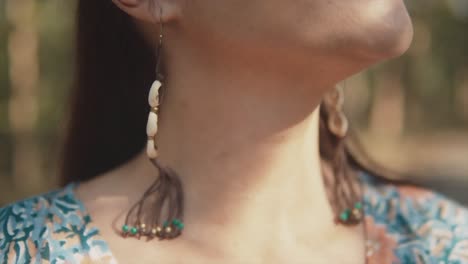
6 0 41 194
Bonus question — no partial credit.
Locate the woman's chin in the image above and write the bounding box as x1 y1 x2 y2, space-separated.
358 1 414 60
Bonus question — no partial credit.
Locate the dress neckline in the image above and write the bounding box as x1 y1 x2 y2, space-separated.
66 169 375 263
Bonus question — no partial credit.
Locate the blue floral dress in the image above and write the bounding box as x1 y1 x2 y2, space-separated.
1 170 468 264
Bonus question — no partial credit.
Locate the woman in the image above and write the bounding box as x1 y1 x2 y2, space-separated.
1 0 467 263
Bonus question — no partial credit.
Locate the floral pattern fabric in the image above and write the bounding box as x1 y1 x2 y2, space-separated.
0 183 115 264
362 173 468 264
0 171 467 264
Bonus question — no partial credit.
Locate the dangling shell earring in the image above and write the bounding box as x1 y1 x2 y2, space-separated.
120 6 185 240
323 83 349 138
322 81 363 226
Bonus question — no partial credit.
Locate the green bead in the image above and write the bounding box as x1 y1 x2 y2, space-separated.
339 209 351 222
172 219 180 225
354 202 363 209
163 220 169 227
174 222 183 229
130 227 138 235
122 225 129 233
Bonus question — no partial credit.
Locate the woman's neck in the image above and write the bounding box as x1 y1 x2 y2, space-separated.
118 49 346 255
78 24 369 252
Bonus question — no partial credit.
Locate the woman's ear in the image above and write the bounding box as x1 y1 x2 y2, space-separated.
112 0 179 23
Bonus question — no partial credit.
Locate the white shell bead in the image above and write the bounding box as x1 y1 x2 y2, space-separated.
148 80 162 107
147 139 158 158
146 112 158 137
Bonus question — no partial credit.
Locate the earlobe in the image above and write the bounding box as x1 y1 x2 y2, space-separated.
112 0 178 24
112 0 154 22
113 0 139 8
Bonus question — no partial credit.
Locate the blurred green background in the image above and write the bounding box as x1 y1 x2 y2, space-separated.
0 0 467 206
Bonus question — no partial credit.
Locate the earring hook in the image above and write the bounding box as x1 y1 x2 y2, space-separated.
154 3 164 77
153 3 165 104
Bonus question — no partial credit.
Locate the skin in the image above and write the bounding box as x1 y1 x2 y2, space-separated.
77 0 413 262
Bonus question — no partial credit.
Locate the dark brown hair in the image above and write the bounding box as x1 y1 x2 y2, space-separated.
60 0 407 191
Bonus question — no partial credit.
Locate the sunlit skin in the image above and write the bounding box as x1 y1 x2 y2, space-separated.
76 0 413 262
